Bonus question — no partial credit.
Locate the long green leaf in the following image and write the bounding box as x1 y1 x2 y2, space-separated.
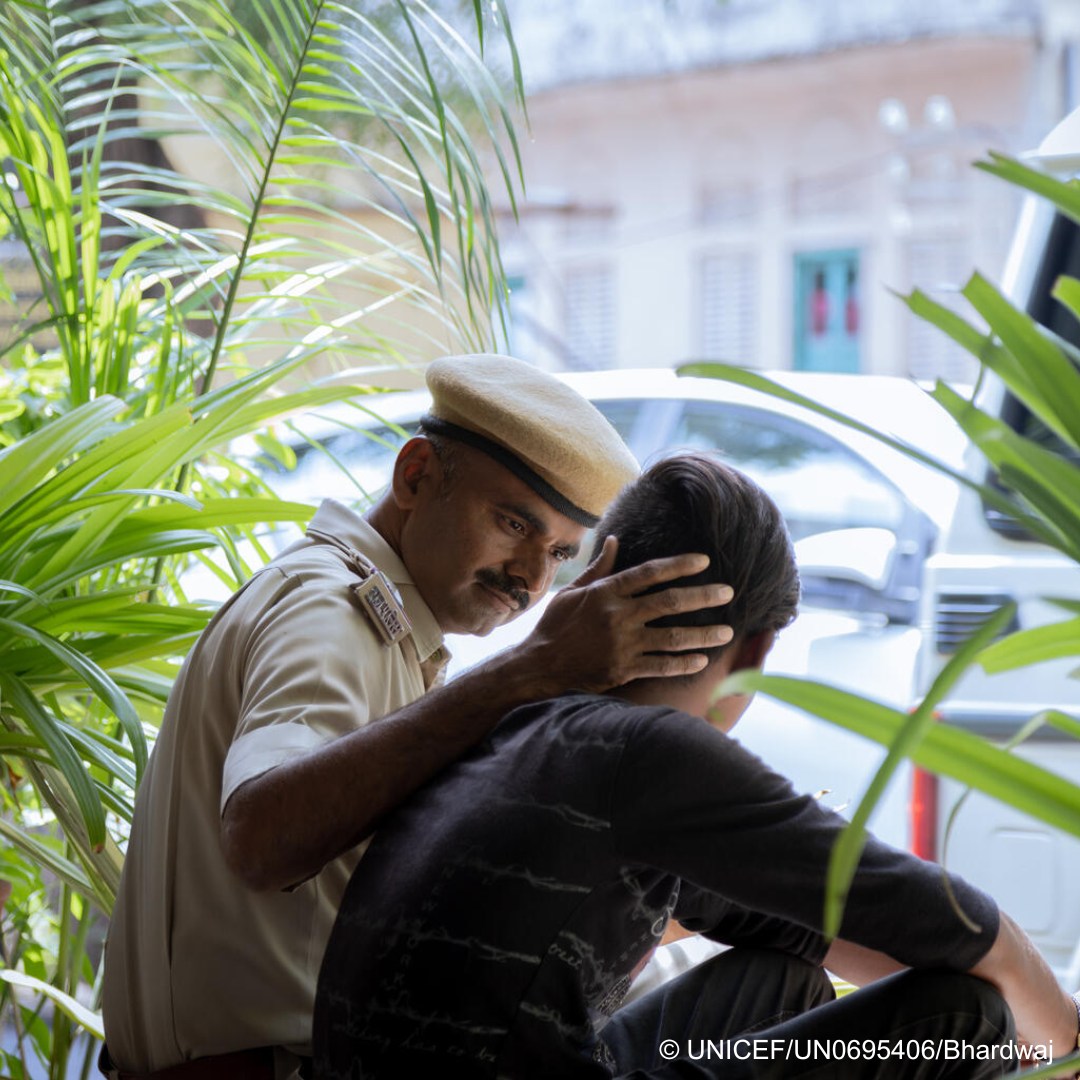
0 819 95 902
0 675 106 851
13 748 124 908
962 272 1080 450
721 672 1080 839
900 286 1036 406
0 970 104 1040
0 397 125 514
930 382 1080 559
677 361 1049 537
0 618 146 776
817 603 1018 938
677 362 1070 551
976 151 1080 227
979 617 1080 673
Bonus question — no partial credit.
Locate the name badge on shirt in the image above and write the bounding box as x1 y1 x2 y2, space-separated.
350 571 412 647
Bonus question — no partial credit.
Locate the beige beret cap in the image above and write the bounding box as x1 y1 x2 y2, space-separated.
422 354 639 527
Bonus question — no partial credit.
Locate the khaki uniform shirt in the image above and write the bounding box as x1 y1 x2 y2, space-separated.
102 501 447 1076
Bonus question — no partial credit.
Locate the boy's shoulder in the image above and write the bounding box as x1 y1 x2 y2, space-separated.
493 692 712 760
498 691 669 732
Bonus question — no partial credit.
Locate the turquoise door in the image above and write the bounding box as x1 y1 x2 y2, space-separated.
793 250 861 373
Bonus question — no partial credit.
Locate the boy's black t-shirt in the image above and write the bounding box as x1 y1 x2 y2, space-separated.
313 694 998 1079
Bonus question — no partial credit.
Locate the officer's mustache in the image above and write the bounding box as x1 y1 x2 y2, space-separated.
475 568 530 612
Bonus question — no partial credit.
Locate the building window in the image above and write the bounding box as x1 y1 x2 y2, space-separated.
503 274 540 363
792 249 861 373
906 237 977 383
700 252 757 364
562 265 615 369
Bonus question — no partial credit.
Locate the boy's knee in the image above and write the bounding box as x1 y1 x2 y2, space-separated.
886 968 1015 1045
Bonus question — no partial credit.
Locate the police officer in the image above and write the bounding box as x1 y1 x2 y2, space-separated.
101 355 735 1080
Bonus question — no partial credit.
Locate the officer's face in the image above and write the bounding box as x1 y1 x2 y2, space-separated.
396 440 585 635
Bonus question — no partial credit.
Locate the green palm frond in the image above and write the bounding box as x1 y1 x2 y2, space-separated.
50 0 521 386
0 16 524 1052
682 154 1080 942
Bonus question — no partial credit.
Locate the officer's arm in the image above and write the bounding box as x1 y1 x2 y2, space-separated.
222 541 732 893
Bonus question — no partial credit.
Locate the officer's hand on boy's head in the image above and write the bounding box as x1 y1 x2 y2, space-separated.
525 535 734 693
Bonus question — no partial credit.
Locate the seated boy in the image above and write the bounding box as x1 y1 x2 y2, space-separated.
313 453 1078 1079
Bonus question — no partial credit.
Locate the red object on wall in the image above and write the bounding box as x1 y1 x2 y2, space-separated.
845 294 859 335
810 270 829 336
909 767 939 861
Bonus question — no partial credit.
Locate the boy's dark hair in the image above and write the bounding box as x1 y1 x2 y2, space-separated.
592 452 800 662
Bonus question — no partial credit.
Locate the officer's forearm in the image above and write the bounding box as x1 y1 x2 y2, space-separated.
219 645 562 892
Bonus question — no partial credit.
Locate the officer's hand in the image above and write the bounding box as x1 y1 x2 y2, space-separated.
524 535 734 692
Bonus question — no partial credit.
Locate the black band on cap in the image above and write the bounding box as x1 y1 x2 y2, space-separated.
419 414 599 528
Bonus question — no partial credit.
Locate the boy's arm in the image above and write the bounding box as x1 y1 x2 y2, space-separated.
822 939 905 987
674 885 828 965
968 910 1078 1061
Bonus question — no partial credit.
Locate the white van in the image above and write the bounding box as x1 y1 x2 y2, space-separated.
915 108 1080 988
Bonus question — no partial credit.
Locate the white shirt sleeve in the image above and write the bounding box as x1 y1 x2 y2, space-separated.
219 561 388 813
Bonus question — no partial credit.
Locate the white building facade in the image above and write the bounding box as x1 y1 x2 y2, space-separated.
496 0 1076 379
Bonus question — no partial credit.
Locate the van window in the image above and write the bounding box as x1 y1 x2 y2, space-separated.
988 211 1080 538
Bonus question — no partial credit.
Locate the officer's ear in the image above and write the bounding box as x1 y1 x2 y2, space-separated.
391 436 442 509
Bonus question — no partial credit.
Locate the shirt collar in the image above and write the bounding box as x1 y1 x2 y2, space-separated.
306 499 445 664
